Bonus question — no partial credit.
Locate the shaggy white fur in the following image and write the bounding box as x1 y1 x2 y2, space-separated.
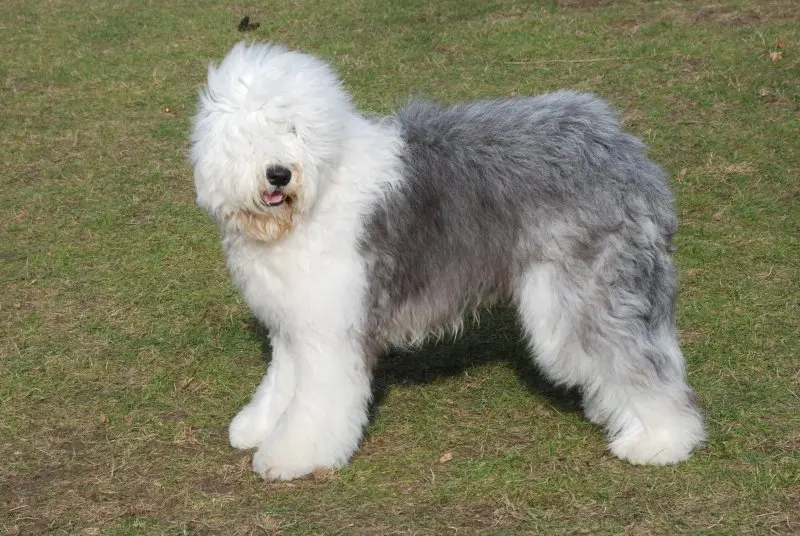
190 42 705 480
191 43 403 479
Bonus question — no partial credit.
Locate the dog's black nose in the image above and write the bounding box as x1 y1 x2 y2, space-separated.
266 165 292 187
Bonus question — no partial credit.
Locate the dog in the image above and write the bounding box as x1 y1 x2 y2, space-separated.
189 42 705 480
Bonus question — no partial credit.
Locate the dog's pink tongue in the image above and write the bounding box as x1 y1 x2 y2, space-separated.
262 191 285 205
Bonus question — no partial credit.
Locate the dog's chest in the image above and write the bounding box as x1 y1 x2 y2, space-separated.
223 232 367 333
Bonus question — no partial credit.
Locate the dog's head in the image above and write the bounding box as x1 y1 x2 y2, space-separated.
190 42 352 243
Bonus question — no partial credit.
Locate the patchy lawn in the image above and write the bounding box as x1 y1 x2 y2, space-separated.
1 0 798 534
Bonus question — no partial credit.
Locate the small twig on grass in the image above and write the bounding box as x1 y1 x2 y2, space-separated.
506 57 632 64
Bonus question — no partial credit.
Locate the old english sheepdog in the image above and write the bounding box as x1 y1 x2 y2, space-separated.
189 42 705 480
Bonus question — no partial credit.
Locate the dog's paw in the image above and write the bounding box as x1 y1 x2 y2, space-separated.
609 423 704 465
252 447 319 481
250 411 354 480
252 434 340 481
229 404 274 450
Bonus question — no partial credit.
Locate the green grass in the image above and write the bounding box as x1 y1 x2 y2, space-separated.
1 0 798 534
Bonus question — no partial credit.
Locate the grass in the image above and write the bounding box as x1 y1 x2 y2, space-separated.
1 0 798 534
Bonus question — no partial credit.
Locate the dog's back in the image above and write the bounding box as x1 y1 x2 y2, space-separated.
362 92 676 345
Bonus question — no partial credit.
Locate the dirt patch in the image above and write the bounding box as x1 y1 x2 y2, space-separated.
193 452 252 495
620 108 645 126
556 0 614 9
439 500 524 531
195 474 239 495
604 1 799 34
692 4 762 25
661 1 800 26
161 408 188 422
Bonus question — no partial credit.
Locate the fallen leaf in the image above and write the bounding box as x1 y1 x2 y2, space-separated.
769 51 782 62
759 88 770 97
439 451 453 463
775 39 785 49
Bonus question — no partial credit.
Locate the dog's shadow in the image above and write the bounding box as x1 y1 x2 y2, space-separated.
249 307 582 424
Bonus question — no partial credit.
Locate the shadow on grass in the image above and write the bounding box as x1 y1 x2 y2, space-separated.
371 308 582 421
248 307 582 423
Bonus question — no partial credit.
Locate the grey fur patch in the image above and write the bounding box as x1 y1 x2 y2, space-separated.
360 92 681 380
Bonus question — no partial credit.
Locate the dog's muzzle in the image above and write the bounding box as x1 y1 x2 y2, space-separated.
261 165 293 206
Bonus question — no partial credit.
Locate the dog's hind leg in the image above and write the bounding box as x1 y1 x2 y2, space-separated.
229 337 297 450
515 259 705 465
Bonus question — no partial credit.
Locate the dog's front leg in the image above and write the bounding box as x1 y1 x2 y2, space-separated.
229 337 297 450
251 336 372 480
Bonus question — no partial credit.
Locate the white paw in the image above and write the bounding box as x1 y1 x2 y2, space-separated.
228 404 276 450
253 443 321 481
251 411 355 481
609 422 705 465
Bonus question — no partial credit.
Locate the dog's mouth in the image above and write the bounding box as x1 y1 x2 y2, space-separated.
261 189 288 207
